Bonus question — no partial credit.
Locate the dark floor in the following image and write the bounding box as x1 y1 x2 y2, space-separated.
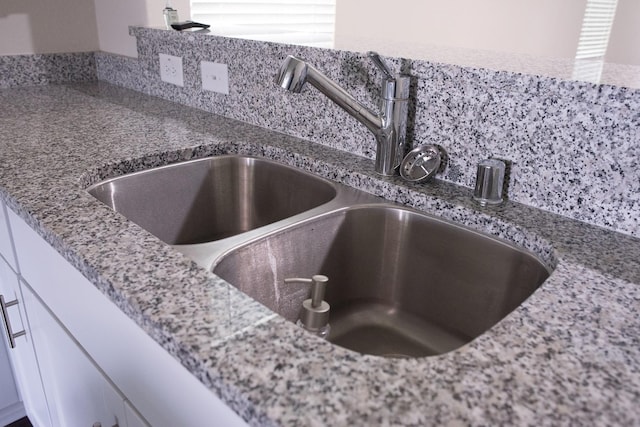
4 417 32 427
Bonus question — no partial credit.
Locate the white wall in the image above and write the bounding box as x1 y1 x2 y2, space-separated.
606 0 640 66
94 0 191 57
0 0 99 55
335 0 587 59
1 0 637 64
0 0 190 57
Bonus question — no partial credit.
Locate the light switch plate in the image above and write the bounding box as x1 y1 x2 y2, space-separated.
159 53 184 87
201 61 229 94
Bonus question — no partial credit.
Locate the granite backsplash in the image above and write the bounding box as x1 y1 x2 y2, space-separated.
3 26 639 238
0 52 96 88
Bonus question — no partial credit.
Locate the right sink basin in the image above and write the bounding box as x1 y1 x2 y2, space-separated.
213 204 551 358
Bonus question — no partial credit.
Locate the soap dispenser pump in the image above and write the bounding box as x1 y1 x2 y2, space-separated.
284 275 331 339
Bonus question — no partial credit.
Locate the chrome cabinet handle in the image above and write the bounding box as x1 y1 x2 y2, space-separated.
0 294 26 349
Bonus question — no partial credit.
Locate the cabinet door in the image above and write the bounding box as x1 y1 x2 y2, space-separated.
0 257 52 427
20 282 128 427
124 400 150 427
0 329 24 426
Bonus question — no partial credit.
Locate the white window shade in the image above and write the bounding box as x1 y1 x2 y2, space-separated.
575 0 619 60
190 0 336 47
573 0 618 82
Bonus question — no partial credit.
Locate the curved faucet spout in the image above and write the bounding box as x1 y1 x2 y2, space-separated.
275 54 410 176
275 56 309 93
276 55 382 134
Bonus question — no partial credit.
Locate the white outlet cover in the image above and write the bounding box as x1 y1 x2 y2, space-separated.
159 53 184 87
201 61 229 94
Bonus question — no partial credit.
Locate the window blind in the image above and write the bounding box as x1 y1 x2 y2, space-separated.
575 0 618 60
190 0 336 47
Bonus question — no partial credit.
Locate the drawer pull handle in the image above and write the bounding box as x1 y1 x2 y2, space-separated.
0 294 26 348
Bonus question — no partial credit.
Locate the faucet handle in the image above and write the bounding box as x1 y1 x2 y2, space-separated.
367 51 394 80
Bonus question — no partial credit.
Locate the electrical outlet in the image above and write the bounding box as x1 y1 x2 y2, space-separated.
159 53 184 87
201 61 229 94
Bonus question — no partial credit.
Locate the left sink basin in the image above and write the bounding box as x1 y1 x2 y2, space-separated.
87 155 337 244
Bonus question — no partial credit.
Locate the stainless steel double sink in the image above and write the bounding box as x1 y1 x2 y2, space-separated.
88 155 551 358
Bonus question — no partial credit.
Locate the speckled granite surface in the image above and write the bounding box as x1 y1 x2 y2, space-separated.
96 27 640 238
334 35 640 89
0 52 96 88
0 82 639 426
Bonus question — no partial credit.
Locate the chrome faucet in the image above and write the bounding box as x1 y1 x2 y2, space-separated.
275 52 410 176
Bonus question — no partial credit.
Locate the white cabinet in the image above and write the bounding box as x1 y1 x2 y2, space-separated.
0 310 26 426
2 250 145 427
0 256 52 427
0 202 50 427
0 200 148 427
0 202 18 271
20 283 129 427
5 205 247 427
0 201 23 427
123 401 149 427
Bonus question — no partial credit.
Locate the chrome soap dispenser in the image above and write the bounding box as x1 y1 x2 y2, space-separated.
284 275 331 339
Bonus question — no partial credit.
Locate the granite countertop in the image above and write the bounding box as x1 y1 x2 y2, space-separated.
1 82 639 426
